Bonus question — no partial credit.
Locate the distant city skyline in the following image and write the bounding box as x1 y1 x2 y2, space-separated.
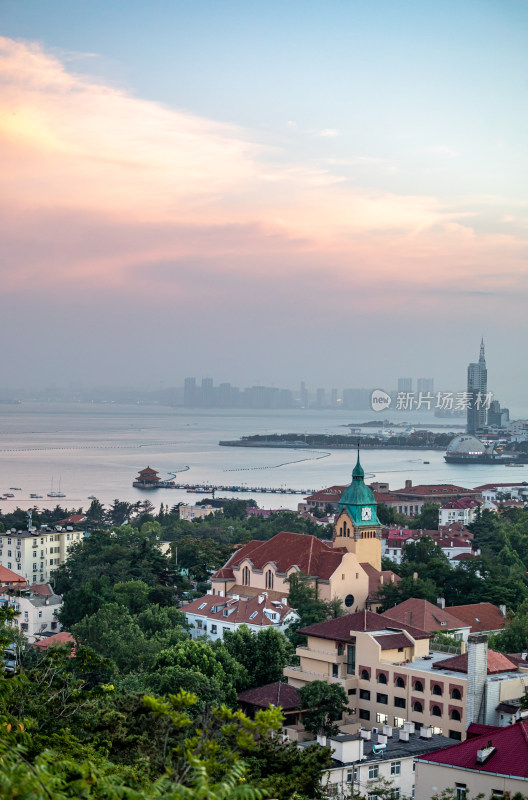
0 3 527 403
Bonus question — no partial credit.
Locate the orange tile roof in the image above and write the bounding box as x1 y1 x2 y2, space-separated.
33 632 75 651
297 609 431 642
0 565 27 587
433 649 518 674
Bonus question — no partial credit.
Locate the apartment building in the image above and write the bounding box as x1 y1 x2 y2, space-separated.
302 725 452 800
415 719 528 800
438 498 481 527
183 591 299 640
1 584 62 643
0 528 84 584
284 613 528 741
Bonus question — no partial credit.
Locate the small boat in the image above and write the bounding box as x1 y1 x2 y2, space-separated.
88 495 96 500
423 461 430 464
30 493 43 499
4 493 14 498
9 487 21 491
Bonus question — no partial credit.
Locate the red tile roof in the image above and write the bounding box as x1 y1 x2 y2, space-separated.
433 649 518 674
304 486 346 503
28 583 53 596
441 498 481 510
360 563 401 597
373 633 412 649
0 566 27 587
238 681 300 710
183 593 297 627
416 719 528 777
446 603 506 634
211 531 347 582
473 482 527 492
392 484 479 497
297 609 431 642
33 632 75 650
381 599 467 633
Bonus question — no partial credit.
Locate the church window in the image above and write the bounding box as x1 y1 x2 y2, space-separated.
242 566 250 586
265 569 274 590
345 594 355 608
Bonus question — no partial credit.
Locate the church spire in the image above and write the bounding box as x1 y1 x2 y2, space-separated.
352 439 364 480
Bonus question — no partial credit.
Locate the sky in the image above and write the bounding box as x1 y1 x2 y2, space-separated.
1 0 527 401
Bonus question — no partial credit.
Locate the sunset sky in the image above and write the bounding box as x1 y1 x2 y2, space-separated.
1 1 527 399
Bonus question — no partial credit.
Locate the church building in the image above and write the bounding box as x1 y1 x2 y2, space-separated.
210 451 398 611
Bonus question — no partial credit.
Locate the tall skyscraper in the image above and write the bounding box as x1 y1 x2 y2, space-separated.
467 339 487 434
398 377 413 393
183 377 196 407
417 378 434 395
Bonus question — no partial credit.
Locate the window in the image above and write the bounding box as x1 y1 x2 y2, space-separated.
33 551 37 558
394 697 406 709
451 709 461 721
455 784 467 800
265 569 274 590
7 550 11 558
390 761 401 776
210 624 217 634
491 792 503 799
431 705 442 716
7 563 11 570
451 688 462 700
376 712 388 724
390 790 401 800
332 664 339 677
377 673 387 684
33 563 37 572
413 680 423 692
376 693 388 705
24 611 28 621
242 566 250 586
345 594 355 607
360 669 370 680
198 602 207 610
337 643 343 656
413 701 423 713
368 765 379 780
17 564 21 571
394 716 405 727
359 689 370 700
432 684 443 696
359 709 370 720
348 688 356 696
196 620 203 629
347 644 356 675
449 730 462 740
395 676 405 688
346 768 357 783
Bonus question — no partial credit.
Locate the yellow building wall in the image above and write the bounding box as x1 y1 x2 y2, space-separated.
333 510 381 570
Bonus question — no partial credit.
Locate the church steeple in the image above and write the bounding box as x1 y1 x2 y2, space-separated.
352 443 364 480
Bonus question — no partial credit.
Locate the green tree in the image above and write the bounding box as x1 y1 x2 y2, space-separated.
298 680 349 737
408 502 440 530
489 600 528 653
223 626 294 689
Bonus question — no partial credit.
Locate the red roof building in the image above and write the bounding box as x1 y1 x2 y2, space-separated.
0 565 27 589
381 599 470 636
415 719 528 798
446 603 507 635
183 591 299 639
33 631 75 651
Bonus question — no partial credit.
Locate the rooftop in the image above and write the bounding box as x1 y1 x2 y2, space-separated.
238 681 300 710
297 609 431 642
446 602 506 634
301 730 454 765
381 599 468 633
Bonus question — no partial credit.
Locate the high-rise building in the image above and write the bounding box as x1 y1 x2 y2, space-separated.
183 377 196 407
417 378 434 395
467 339 487 434
398 377 413 392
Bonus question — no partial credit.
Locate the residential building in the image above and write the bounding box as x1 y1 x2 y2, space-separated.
303 725 452 800
0 528 84 585
33 631 75 651
211 453 399 610
467 339 488 434
183 592 299 640
398 378 413 393
438 498 481 527
179 504 218 521
381 599 471 641
474 482 528 509
446 603 507 637
415 719 528 800
1 584 62 643
382 528 475 565
238 681 302 729
417 378 434 395
389 482 482 517
284 617 528 741
0 564 27 590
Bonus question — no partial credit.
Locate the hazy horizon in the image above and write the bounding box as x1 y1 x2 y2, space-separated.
1 2 527 405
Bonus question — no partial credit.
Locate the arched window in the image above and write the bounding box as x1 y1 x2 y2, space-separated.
242 566 250 586
431 705 442 717
450 709 461 721
432 685 442 696
377 673 387 684
451 688 462 700
265 569 274 590
413 680 423 692
395 677 405 688
360 669 370 680
413 701 423 713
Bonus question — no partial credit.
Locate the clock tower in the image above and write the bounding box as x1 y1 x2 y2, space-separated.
332 449 382 570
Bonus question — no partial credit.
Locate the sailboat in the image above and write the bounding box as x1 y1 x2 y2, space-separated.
47 476 66 498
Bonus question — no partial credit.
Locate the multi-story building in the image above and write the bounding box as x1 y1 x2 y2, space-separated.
415 719 528 800
1 584 62 643
183 592 299 640
0 528 84 585
389 481 482 517
284 615 528 741
417 378 434 395
303 725 452 800
382 528 475 565
438 498 481 527
179 504 218 521
467 339 488 434
398 378 413 393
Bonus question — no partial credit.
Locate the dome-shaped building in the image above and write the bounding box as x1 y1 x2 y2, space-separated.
444 434 498 463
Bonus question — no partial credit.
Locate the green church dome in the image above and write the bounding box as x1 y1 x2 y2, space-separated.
338 451 380 525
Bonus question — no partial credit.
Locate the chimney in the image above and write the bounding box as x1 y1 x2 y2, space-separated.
466 634 488 726
405 480 412 489
461 640 467 654
499 604 507 618
380 574 384 585
282 597 287 605
436 597 446 610
420 726 433 739
399 729 409 741
316 733 327 747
